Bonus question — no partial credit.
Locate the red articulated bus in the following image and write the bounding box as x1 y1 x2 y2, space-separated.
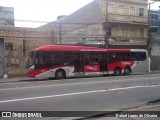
26 45 149 79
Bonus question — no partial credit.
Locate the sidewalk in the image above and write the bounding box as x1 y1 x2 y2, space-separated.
0 70 160 83
0 76 37 83
149 70 160 74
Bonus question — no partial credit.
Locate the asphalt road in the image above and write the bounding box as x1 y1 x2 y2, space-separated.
0 74 160 119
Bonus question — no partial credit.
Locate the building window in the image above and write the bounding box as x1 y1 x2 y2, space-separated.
108 3 114 13
118 5 124 14
139 28 144 37
139 8 144 17
118 27 125 36
150 27 159 32
130 28 135 37
151 14 159 20
130 6 135 16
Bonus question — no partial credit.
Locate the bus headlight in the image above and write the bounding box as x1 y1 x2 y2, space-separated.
29 65 35 71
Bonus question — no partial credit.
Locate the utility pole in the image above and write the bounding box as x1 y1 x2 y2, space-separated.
148 1 151 73
105 0 109 48
58 21 62 44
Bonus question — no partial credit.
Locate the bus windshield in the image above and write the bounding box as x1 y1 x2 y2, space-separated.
26 52 35 67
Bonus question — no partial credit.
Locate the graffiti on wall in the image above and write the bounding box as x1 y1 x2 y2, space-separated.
10 57 20 66
5 42 21 67
5 42 43 68
5 43 13 51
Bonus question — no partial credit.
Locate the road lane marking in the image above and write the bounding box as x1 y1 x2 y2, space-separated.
0 82 31 85
106 84 160 91
0 84 160 104
0 76 160 91
0 90 106 103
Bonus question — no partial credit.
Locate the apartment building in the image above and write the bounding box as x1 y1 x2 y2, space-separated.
101 0 148 48
41 0 148 48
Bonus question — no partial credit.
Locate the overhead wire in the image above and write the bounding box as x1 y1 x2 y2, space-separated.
0 0 153 41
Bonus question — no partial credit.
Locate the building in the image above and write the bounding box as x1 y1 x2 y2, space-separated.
0 6 14 27
0 5 57 77
101 0 148 48
41 1 103 45
150 10 160 32
149 10 160 70
41 0 148 48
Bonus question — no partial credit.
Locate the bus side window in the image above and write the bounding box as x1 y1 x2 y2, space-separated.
39 55 45 64
52 53 62 66
131 52 146 61
115 52 121 61
90 52 98 64
85 52 98 64
63 52 73 66
108 52 121 63
108 52 116 63
33 52 38 65
141 52 147 60
121 52 131 61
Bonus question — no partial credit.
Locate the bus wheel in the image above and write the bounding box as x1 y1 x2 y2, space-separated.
124 67 131 75
114 67 121 76
55 69 66 79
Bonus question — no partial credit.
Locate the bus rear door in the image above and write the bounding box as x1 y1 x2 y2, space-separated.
74 52 85 75
99 52 108 73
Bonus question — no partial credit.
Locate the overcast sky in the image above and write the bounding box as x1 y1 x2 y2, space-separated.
0 0 94 27
0 0 159 28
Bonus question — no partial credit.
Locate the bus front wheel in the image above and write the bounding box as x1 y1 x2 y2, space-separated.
124 67 131 75
55 69 66 79
114 67 121 76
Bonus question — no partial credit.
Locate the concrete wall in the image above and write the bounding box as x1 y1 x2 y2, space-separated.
151 32 160 70
0 27 55 77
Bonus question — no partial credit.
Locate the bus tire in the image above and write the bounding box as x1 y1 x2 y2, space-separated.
114 67 121 76
124 67 131 75
55 69 66 79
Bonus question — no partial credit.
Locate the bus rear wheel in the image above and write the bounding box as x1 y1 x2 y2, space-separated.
124 67 131 75
55 69 66 79
114 67 121 76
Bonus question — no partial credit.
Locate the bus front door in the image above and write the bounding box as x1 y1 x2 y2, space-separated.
74 53 85 75
99 53 108 73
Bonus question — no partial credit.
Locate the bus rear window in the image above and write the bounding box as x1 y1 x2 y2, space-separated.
131 52 146 61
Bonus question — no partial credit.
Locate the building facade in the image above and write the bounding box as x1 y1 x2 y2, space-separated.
41 0 103 45
0 27 55 77
42 0 148 48
101 0 148 48
0 6 56 78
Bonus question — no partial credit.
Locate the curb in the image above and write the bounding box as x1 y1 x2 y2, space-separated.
1 71 160 83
